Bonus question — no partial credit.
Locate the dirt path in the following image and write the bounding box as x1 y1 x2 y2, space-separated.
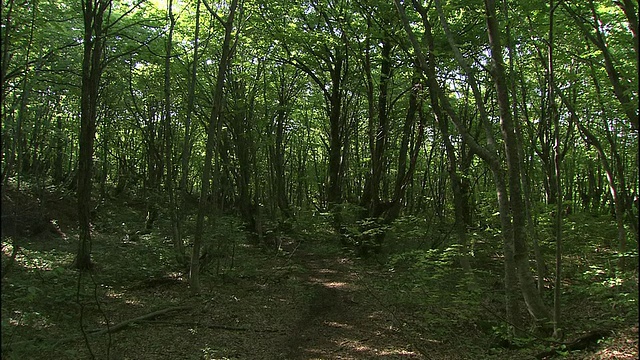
283 251 424 359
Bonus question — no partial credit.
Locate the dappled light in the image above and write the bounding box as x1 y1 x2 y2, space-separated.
1 0 638 358
320 281 348 289
324 320 352 329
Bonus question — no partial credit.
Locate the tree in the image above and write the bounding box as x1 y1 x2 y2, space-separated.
396 0 554 331
561 0 638 131
76 0 111 270
484 0 552 327
190 0 240 294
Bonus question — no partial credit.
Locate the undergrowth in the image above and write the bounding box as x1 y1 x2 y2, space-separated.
1 184 637 359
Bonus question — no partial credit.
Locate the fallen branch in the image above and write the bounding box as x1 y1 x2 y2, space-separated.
139 320 283 333
87 305 192 335
2 305 192 351
535 330 610 359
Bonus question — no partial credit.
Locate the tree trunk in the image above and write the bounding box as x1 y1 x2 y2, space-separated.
178 0 201 256
548 0 563 338
76 0 110 271
163 0 182 259
399 0 523 330
485 0 551 325
190 0 238 294
327 52 344 211
562 0 639 131
362 38 392 217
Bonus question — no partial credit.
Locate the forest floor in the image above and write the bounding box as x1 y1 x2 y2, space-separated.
1 184 638 359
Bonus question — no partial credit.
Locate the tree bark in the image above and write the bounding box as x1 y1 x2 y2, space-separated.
190 0 238 294
548 0 563 338
178 0 201 257
163 0 182 259
418 0 520 330
484 0 551 324
76 0 110 271
363 38 392 217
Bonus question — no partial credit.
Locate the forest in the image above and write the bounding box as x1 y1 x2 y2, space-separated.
1 0 638 358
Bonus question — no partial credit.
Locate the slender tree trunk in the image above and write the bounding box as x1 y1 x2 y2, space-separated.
0 0 14 109
99 107 109 201
363 38 392 216
273 66 296 218
548 0 563 338
1 0 16 186
515 69 546 294
163 0 182 259
361 13 375 210
617 0 638 74
178 0 201 259
562 0 639 131
327 54 344 211
424 0 521 331
388 65 425 224
54 116 65 183
14 0 39 190
485 0 551 325
190 0 238 294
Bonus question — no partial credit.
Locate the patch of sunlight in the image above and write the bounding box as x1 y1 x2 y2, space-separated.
324 321 352 329
322 281 348 289
10 310 55 329
337 338 370 352
166 271 184 280
318 268 338 274
337 338 419 356
16 252 54 270
597 348 638 360
2 241 14 255
201 345 235 360
305 347 329 355
602 277 625 288
106 290 124 299
379 348 418 356
4 245 73 271
367 310 386 319
124 298 143 306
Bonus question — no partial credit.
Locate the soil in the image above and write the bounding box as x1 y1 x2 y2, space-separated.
1 185 637 360
282 252 421 359
86 245 426 360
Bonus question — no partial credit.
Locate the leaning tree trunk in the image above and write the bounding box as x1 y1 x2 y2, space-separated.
561 0 638 131
425 0 522 331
